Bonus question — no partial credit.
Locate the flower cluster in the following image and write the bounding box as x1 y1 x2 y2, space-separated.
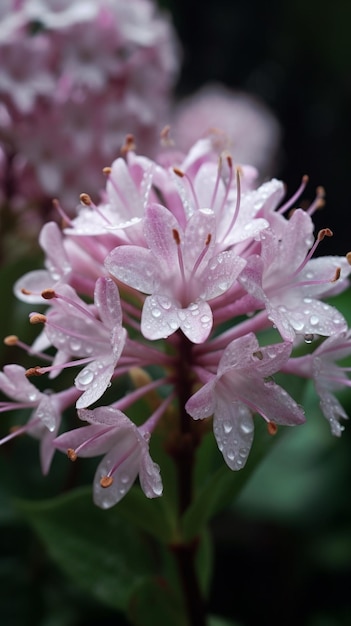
0 0 179 214
1 135 350 508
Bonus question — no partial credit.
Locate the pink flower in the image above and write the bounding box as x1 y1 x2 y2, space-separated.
54 406 163 508
284 331 351 436
186 334 305 470
238 209 350 341
106 202 245 342
32 277 127 408
0 364 76 474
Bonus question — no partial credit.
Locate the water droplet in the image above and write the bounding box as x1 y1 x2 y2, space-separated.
227 449 235 461
200 314 211 325
223 421 233 434
240 420 254 435
120 473 129 484
309 315 319 326
292 320 304 331
159 297 171 310
69 339 81 352
304 333 314 343
218 281 229 291
78 368 94 385
151 308 161 318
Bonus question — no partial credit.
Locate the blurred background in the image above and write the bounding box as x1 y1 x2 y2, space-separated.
1 1 351 625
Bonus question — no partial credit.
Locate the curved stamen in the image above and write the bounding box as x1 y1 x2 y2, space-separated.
173 167 200 211
278 175 309 214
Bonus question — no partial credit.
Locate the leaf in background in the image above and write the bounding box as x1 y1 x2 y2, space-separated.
16 486 158 612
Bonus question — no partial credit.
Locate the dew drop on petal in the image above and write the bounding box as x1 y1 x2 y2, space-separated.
78 368 94 385
304 333 314 343
151 308 161 318
223 420 233 434
227 449 235 461
309 315 319 326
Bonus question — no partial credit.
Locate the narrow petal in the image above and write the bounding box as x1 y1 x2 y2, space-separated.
186 379 216 420
213 399 254 470
105 245 158 293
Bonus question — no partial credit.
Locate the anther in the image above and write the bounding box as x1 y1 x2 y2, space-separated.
205 233 212 246
4 335 18 346
102 166 112 175
172 228 181 245
29 313 47 325
173 167 185 178
67 448 78 461
267 422 278 435
121 134 136 155
160 125 174 146
347 252 351 265
331 267 341 282
317 227 333 241
21 288 32 296
25 366 43 377
41 288 56 300
80 193 92 206
100 475 114 488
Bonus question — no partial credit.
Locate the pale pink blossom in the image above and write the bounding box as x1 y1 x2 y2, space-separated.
186 334 305 470
54 405 163 508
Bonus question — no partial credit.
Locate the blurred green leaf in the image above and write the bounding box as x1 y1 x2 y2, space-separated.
181 419 279 541
128 577 187 626
16 486 157 612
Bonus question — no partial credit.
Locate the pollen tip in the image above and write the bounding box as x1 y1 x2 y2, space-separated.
346 252 351 265
331 267 341 282
318 227 333 241
29 313 47 325
102 166 112 175
21 288 32 295
67 448 78 462
121 133 136 154
267 422 278 436
41 288 56 300
160 124 174 146
4 334 18 346
80 192 92 206
25 366 42 377
172 228 181 245
302 174 309 184
100 475 113 488
173 166 184 178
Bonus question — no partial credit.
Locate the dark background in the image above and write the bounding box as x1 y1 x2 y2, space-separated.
168 0 351 257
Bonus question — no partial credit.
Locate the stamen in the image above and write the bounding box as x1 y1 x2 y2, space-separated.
278 175 309 214
3 334 53 362
80 193 92 206
346 252 351 265
29 313 47 325
79 192 112 225
172 228 186 285
306 186 326 215
173 167 200 211
210 155 223 209
52 198 73 228
291 228 333 278
4 335 19 346
121 133 136 155
331 267 341 282
189 233 212 280
41 288 56 300
100 476 114 488
160 125 174 147
221 165 241 243
67 448 78 461
267 422 278 435
26 366 43 377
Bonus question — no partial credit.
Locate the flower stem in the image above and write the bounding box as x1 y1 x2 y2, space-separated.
169 331 208 626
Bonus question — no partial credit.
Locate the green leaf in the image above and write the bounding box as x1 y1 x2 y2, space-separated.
128 577 188 626
181 419 282 541
16 486 156 612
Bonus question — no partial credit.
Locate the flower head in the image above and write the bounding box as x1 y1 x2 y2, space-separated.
54 405 163 508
